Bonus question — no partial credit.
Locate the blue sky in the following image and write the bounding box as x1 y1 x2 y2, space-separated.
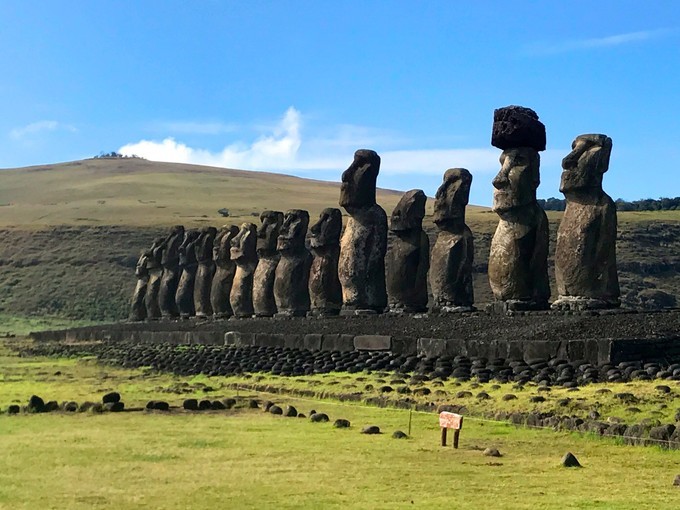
1 1 678 206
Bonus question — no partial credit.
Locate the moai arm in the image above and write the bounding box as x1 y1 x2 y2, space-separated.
530 211 551 303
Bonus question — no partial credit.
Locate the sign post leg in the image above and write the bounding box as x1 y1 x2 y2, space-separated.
441 427 447 447
453 429 460 449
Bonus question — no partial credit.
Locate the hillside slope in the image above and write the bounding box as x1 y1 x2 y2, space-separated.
0 158 678 321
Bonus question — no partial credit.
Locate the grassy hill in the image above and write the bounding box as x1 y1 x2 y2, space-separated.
0 158 677 322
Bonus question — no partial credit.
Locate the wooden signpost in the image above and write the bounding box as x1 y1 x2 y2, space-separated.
439 411 463 449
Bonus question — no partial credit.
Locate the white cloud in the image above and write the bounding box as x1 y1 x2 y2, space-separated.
9 120 77 140
524 28 674 56
149 121 238 135
119 107 511 177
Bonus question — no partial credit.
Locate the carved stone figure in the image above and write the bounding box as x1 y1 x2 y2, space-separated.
175 229 201 318
488 148 550 310
338 149 388 314
158 225 185 318
253 211 284 317
553 134 620 310
229 223 258 318
386 190 429 313
193 226 218 318
210 225 239 318
144 237 164 320
429 169 475 312
308 208 343 317
129 251 150 322
274 209 312 317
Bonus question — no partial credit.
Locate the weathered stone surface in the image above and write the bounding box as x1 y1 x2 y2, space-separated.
158 225 185 318
144 237 164 320
253 211 284 317
334 418 351 428
229 223 258 318
491 105 546 152
175 229 201 318
274 209 312 317
430 169 475 312
488 147 550 309
194 226 217 318
361 425 381 435
561 452 582 467
553 134 619 310
308 208 343 316
354 335 392 351
338 149 387 313
130 240 158 321
210 225 239 318
387 189 429 313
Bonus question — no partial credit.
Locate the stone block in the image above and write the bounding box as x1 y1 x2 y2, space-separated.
302 334 323 351
321 334 354 352
417 338 447 358
283 334 304 349
491 105 546 151
354 335 392 351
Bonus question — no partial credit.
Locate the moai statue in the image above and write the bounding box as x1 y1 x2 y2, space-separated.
193 226 218 318
175 229 201 318
274 209 312 317
386 190 430 313
129 250 150 322
429 169 475 313
229 223 258 318
158 225 185 318
308 208 343 317
210 225 239 318
144 237 164 320
488 106 550 311
553 134 620 310
338 149 388 314
253 211 284 317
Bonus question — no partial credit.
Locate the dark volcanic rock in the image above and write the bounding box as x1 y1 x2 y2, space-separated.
310 412 329 423
333 418 351 428
491 105 546 152
28 395 45 413
561 452 582 468
183 399 199 411
102 392 121 404
361 425 381 435
392 430 408 439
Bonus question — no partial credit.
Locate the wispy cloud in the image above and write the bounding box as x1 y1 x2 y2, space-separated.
119 107 504 178
148 121 238 135
9 120 77 140
523 28 674 56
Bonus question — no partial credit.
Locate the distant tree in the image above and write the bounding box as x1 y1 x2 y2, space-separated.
94 151 144 160
539 196 680 212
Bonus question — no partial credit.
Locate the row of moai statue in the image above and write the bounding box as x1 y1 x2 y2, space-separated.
130 105 619 320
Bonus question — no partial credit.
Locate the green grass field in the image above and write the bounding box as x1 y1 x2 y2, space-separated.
2 346 680 509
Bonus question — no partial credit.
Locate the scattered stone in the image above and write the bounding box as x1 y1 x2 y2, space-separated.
63 401 78 412
89 403 104 413
222 398 237 409
284 405 298 417
476 392 491 400
456 391 473 398
361 425 381 435
183 399 199 411
102 392 121 404
7 405 20 414
269 405 283 415
44 400 59 412
655 385 672 394
297 413 306 418
561 452 582 468
529 395 546 403
483 448 502 457
333 419 351 428
28 395 45 413
104 402 125 412
673 475 680 487
502 394 517 401
198 399 213 410
78 401 95 412
310 412 329 423
248 399 259 409
392 430 408 439
263 401 274 412
211 400 227 410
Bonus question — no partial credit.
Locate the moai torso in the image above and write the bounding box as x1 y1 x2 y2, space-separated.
274 209 312 317
144 237 164 320
253 211 283 317
210 225 238 318
129 251 150 321
554 134 620 309
193 227 217 318
308 208 343 316
338 150 387 314
386 190 429 313
176 230 200 318
429 169 475 312
488 106 549 311
158 226 185 318
229 223 258 318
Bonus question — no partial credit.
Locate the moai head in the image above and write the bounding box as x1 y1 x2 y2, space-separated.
433 169 473 226
277 209 310 251
390 189 426 232
214 225 239 262
560 134 613 195
339 149 381 212
161 225 185 265
492 148 540 213
179 229 201 265
308 208 343 249
230 223 257 263
195 226 218 262
257 210 284 254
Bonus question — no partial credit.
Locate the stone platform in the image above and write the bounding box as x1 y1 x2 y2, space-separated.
29 309 680 365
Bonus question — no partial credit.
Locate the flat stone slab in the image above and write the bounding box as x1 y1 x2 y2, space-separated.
354 335 392 351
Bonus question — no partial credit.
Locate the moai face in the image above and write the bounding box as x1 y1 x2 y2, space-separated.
433 169 472 226
257 211 284 253
560 134 612 194
390 189 426 232
308 208 342 249
339 149 380 211
230 223 258 263
179 230 200 265
277 209 310 251
196 226 217 261
214 225 239 262
492 148 540 213
161 225 185 265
